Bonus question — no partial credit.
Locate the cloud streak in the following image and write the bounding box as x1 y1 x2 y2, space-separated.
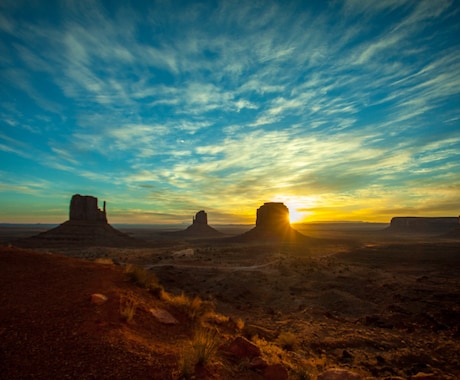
0 0 459 222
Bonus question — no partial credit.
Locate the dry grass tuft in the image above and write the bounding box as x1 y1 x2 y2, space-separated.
177 327 221 378
93 258 114 265
276 331 298 351
163 292 215 326
125 264 164 298
119 295 136 323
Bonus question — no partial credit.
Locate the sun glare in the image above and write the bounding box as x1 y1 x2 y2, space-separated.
273 195 317 224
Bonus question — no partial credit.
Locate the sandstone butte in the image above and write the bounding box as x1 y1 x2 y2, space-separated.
14 194 142 248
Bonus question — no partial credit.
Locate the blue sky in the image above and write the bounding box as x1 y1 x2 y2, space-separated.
1 0 459 224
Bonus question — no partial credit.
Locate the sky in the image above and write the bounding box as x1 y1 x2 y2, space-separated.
1 0 459 225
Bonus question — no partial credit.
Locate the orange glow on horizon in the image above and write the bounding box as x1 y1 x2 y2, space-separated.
272 195 317 224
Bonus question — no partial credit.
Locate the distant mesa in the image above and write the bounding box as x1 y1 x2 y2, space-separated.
386 216 458 235
239 202 307 242
442 215 460 239
15 194 142 247
167 210 223 239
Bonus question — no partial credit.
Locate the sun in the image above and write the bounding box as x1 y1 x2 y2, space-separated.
273 195 317 224
289 208 304 223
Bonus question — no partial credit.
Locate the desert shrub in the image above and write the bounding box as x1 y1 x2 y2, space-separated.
276 331 298 351
235 317 245 331
125 265 164 298
119 296 136 323
177 350 195 379
242 324 259 340
163 292 215 326
192 327 220 366
177 327 220 378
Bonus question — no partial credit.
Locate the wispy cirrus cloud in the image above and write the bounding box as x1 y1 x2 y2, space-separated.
0 0 458 222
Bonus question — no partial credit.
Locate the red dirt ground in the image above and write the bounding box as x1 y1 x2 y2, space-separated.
0 246 195 379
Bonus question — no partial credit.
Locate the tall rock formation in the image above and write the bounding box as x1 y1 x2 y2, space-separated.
15 194 142 247
69 194 107 222
256 202 290 231
168 210 223 239
193 210 208 225
239 202 306 242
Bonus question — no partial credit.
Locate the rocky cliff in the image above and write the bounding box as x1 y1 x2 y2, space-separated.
256 202 290 230
387 217 458 234
69 194 107 222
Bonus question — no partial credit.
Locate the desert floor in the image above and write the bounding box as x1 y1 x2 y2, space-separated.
1 224 459 379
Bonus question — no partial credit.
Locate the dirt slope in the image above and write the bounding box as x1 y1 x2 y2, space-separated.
0 247 188 379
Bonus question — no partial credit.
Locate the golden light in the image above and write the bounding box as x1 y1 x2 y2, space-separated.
273 195 317 224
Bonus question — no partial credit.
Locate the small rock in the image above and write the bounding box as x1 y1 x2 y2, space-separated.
317 368 364 380
249 356 268 370
91 293 108 305
263 363 288 380
149 308 179 325
410 373 438 380
225 336 261 359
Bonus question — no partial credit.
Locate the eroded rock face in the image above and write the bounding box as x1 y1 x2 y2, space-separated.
388 217 457 234
256 202 290 230
193 210 208 225
70 194 107 222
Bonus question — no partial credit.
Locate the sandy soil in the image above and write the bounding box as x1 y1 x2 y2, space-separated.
1 225 459 379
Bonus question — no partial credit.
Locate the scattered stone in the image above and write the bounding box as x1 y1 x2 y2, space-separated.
172 248 194 257
317 368 364 380
91 293 108 305
249 356 268 370
225 336 261 359
410 373 438 380
263 363 289 380
149 308 179 325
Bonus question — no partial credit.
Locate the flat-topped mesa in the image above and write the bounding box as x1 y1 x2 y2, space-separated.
256 202 290 231
236 202 307 243
193 210 208 225
388 216 458 234
69 194 107 223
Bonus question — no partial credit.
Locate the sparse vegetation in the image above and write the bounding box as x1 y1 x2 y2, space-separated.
177 327 221 378
93 257 114 265
191 327 220 366
177 350 195 379
276 331 298 351
235 317 245 331
119 295 136 322
163 292 215 326
125 264 164 298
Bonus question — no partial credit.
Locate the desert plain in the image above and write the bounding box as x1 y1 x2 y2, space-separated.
1 222 459 379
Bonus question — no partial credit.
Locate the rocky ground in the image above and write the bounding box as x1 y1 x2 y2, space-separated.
1 225 459 379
